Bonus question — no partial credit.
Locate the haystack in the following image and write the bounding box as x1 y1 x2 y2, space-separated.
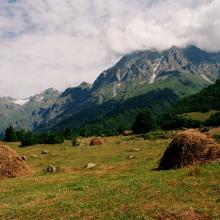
0 145 31 179
90 138 103 146
158 130 220 170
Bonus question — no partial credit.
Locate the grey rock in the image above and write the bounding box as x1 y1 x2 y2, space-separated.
132 148 141 152
85 163 96 169
42 150 49 154
127 155 136 159
47 165 56 173
21 155 27 161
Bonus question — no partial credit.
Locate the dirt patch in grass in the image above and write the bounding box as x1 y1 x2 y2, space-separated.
0 144 31 179
158 209 209 220
158 130 220 170
60 163 130 176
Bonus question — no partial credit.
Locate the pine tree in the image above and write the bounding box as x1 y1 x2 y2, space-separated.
132 111 155 134
4 126 18 142
63 128 73 140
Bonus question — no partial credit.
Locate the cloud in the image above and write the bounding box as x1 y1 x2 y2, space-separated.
0 0 219 97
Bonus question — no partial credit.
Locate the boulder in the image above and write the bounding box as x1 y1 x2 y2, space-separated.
127 155 136 159
47 165 56 173
42 150 49 154
21 155 27 161
85 163 96 169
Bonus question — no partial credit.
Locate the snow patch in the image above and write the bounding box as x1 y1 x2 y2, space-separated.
201 74 214 84
38 96 44 101
12 99 29 106
149 57 163 84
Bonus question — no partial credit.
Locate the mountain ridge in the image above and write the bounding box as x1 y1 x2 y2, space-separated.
1 45 220 135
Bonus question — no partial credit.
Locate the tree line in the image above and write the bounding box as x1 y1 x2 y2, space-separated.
3 126 73 147
3 108 220 147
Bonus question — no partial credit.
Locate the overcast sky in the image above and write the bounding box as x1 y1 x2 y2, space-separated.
0 0 219 98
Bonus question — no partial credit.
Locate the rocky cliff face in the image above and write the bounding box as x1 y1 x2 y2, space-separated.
89 46 220 102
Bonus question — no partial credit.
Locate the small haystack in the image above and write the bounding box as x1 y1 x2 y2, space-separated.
0 145 31 179
90 138 103 146
158 130 220 170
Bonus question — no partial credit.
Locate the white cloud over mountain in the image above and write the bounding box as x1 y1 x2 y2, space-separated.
0 0 219 97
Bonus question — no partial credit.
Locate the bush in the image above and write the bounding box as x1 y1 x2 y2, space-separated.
143 130 170 140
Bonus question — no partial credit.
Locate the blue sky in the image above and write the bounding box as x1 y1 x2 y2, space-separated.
0 0 219 98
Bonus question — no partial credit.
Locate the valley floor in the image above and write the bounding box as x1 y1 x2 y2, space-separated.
0 135 220 220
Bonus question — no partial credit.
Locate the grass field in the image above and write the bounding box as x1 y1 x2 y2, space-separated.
0 135 220 220
183 110 219 122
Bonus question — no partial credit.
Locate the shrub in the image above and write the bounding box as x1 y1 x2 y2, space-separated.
143 130 170 140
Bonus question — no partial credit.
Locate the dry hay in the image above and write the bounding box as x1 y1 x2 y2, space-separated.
90 138 103 146
158 130 220 170
0 144 31 179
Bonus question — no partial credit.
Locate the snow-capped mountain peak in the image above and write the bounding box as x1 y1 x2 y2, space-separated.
12 99 30 106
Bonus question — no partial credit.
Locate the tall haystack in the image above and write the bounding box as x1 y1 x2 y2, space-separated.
158 130 220 170
0 145 31 179
90 138 103 146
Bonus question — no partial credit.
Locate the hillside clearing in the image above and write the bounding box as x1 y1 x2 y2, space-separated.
183 110 219 121
0 134 219 220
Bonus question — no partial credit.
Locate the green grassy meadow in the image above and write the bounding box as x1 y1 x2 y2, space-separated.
183 110 219 122
0 134 220 220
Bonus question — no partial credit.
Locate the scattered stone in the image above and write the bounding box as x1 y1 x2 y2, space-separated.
90 138 103 146
47 165 56 173
127 155 136 159
85 163 96 169
122 130 133 136
133 148 140 152
72 138 81 147
31 154 38 158
21 155 27 161
42 150 49 154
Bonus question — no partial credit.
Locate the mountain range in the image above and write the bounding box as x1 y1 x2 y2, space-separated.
1 45 220 136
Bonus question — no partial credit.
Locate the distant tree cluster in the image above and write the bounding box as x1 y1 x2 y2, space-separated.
4 126 74 147
175 79 220 114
